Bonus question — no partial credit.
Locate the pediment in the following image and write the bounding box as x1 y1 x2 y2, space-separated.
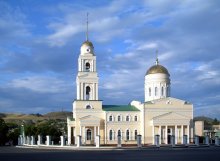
80 115 101 121
153 112 189 120
152 112 190 125
79 115 101 126
150 97 191 105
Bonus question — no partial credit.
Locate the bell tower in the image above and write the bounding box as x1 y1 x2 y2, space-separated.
76 14 98 101
76 41 99 100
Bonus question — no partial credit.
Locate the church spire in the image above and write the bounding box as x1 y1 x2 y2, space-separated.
86 12 89 41
155 50 159 65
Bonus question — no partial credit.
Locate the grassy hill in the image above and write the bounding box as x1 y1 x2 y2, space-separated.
0 111 72 124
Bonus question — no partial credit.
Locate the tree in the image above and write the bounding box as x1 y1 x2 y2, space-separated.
212 118 219 125
0 118 8 145
6 122 19 145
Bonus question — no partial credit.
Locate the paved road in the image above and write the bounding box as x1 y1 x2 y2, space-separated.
0 146 219 161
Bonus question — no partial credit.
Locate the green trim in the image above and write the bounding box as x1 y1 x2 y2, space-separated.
68 117 75 121
102 105 140 111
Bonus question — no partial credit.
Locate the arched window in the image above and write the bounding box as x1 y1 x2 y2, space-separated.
126 130 130 140
126 115 130 122
117 130 122 139
86 86 91 100
134 116 138 121
117 130 121 137
149 88 151 96
87 129 92 140
161 87 164 96
134 130 138 140
85 62 90 71
155 87 158 96
109 115 113 122
109 130 113 140
86 105 91 109
118 115 121 122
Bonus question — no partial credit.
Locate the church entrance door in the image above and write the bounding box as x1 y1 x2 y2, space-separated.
167 128 172 144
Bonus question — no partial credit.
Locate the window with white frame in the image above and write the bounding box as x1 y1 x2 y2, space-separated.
134 130 138 140
126 130 130 140
126 115 130 121
109 130 113 140
86 86 91 100
134 115 138 121
149 88 151 96
85 62 90 71
109 115 113 122
117 115 121 122
117 130 121 137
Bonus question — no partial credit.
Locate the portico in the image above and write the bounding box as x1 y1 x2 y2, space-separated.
79 115 101 145
151 112 191 144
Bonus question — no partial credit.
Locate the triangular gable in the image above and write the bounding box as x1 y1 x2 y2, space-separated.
80 115 100 121
79 115 101 126
152 112 190 125
153 112 189 120
150 97 191 105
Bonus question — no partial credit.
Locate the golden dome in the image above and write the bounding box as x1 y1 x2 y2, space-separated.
82 40 94 48
146 64 169 75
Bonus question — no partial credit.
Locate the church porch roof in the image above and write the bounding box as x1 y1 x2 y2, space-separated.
102 105 140 111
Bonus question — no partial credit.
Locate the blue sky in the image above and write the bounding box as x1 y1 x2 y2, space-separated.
0 0 220 118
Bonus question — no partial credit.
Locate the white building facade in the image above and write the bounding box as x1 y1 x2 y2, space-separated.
67 39 193 145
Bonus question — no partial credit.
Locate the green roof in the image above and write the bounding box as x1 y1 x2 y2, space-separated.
102 105 140 111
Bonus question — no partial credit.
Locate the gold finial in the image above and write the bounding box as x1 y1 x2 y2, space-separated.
86 12 89 41
155 50 159 65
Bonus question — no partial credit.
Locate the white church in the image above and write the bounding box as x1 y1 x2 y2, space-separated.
67 29 193 146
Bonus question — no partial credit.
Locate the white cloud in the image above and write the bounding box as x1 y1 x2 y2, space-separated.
47 24 83 46
8 76 70 93
137 42 158 50
195 104 220 118
1 0 220 118
0 1 30 41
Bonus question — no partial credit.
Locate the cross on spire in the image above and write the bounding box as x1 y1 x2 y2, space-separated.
155 50 159 65
86 12 89 41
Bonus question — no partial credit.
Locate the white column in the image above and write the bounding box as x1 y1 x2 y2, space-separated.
175 125 178 144
187 125 190 144
98 126 100 135
81 83 84 100
68 126 71 145
96 83 98 100
60 136 65 146
181 125 184 144
94 126 96 143
77 83 79 99
31 136 35 145
165 126 168 144
96 135 100 148
77 135 82 147
137 135 142 148
104 119 107 144
159 126 161 144
80 126 82 136
152 126 155 144
94 83 97 100
83 126 86 143
74 128 76 145
46 135 51 146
